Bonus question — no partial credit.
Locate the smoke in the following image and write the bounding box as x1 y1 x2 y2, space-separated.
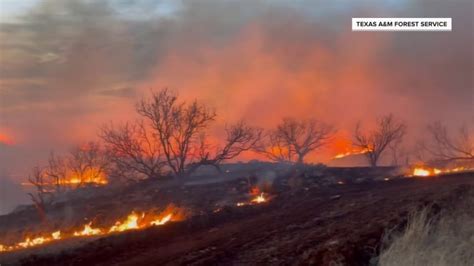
0 0 472 178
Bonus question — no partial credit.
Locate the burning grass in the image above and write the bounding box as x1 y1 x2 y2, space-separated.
0 204 186 253
410 166 471 177
21 167 109 188
332 148 370 159
236 187 271 207
1 188 271 253
235 192 269 207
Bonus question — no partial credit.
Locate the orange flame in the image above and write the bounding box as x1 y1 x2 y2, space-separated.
412 167 432 176
21 167 108 188
73 223 102 236
63 168 108 186
411 166 469 177
109 212 141 233
333 148 370 159
251 193 266 203
0 205 185 253
150 214 172 226
1 230 63 251
237 190 269 206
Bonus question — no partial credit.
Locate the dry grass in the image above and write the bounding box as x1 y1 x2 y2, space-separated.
378 192 474 266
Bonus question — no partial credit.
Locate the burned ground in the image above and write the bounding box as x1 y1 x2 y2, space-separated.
1 167 473 265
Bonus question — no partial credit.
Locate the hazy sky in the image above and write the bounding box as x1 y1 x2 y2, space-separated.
0 0 473 212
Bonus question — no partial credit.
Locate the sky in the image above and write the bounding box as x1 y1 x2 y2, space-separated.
0 0 473 213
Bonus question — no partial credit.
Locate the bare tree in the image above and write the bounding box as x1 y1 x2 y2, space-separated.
189 121 262 172
27 167 53 222
68 142 109 187
45 152 67 193
354 114 406 167
26 143 110 219
423 122 473 163
137 89 216 176
258 118 335 164
100 121 165 180
257 131 295 163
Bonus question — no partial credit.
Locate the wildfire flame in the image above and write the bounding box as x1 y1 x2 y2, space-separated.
413 168 431 176
109 212 141 233
333 148 370 159
0 230 63 252
150 214 172 226
73 223 102 236
411 166 470 177
0 205 184 253
236 188 269 207
21 167 108 187
251 193 266 203
51 230 61 240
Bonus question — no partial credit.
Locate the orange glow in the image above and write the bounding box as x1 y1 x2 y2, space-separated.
109 212 141 233
150 214 172 226
251 192 266 203
333 147 370 159
413 167 431 176
51 230 61 240
61 169 108 186
250 187 260 195
73 223 102 236
237 188 269 206
0 132 15 145
0 230 63 251
0 205 185 253
411 166 470 177
21 167 108 188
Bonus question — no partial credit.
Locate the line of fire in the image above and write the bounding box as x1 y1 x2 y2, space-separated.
1 87 472 262
0 1 473 265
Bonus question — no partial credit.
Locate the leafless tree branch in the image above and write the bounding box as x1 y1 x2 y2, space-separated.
257 118 335 163
353 114 406 167
188 121 262 172
100 121 165 180
136 88 216 176
422 122 473 163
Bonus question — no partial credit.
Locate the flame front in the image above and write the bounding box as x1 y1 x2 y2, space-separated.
150 214 172 226
413 168 431 176
109 213 140 233
333 148 370 159
61 168 108 186
74 223 102 236
411 166 470 177
0 205 184 253
0 230 63 252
